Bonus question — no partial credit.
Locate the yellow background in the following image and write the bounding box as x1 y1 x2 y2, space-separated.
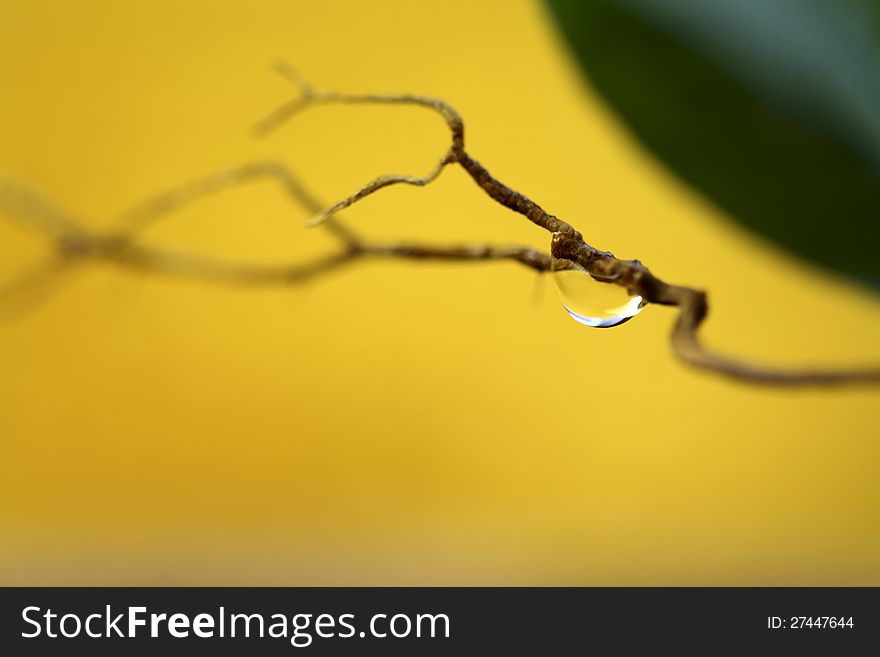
1 0 878 585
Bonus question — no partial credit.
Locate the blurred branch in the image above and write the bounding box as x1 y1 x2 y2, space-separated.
0 161 549 292
1 64 878 386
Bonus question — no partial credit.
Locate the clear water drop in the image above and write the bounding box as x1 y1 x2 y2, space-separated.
553 264 646 328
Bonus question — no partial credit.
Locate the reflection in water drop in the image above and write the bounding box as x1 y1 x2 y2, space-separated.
553 264 646 328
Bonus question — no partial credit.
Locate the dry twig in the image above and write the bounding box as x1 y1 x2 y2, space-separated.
1 63 878 386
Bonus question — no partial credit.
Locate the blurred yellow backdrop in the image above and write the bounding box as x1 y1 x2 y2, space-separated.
1 0 878 585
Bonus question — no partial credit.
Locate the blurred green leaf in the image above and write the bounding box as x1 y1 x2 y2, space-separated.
546 0 880 288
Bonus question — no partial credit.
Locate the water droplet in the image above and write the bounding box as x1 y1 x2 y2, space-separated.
553 263 646 328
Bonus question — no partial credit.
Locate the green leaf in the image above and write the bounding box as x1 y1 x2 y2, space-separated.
545 0 880 289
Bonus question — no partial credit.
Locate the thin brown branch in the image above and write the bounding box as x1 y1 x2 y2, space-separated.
0 162 547 295
1 67 877 386
362 242 552 272
254 67 880 386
